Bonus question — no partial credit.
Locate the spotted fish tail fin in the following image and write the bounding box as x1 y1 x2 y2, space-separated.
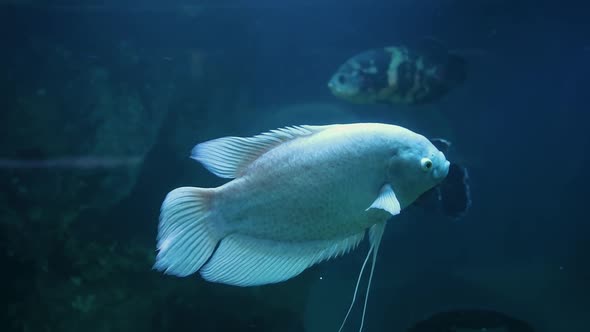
338 222 386 332
417 36 467 87
154 186 223 277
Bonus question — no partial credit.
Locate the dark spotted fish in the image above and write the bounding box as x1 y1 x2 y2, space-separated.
412 138 472 219
328 45 467 105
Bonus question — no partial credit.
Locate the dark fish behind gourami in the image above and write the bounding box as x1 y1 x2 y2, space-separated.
328 45 467 105
412 138 472 220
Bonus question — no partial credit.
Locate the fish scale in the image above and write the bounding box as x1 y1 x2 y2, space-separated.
216 140 387 241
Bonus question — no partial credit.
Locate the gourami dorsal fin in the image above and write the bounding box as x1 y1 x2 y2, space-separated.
191 125 324 179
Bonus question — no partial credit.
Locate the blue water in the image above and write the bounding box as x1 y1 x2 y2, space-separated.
0 1 588 331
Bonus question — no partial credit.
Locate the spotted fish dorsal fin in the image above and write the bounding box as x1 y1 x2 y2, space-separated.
191 125 324 179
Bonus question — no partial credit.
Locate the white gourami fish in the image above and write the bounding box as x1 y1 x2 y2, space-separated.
154 123 450 332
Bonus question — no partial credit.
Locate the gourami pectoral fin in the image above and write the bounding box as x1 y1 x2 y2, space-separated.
190 125 326 179
366 183 401 216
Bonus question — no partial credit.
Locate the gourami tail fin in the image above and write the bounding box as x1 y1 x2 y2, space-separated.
153 186 222 277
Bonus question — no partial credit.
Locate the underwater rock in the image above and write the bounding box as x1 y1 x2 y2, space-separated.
0 42 180 212
407 309 536 332
451 263 590 331
0 41 187 329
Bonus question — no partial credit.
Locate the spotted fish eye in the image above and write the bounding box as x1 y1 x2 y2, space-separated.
420 158 433 171
337 75 347 84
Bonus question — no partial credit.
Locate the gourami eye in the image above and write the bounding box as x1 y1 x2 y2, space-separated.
420 158 433 171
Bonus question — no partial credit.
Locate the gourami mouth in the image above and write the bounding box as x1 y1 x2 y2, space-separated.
436 160 451 180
